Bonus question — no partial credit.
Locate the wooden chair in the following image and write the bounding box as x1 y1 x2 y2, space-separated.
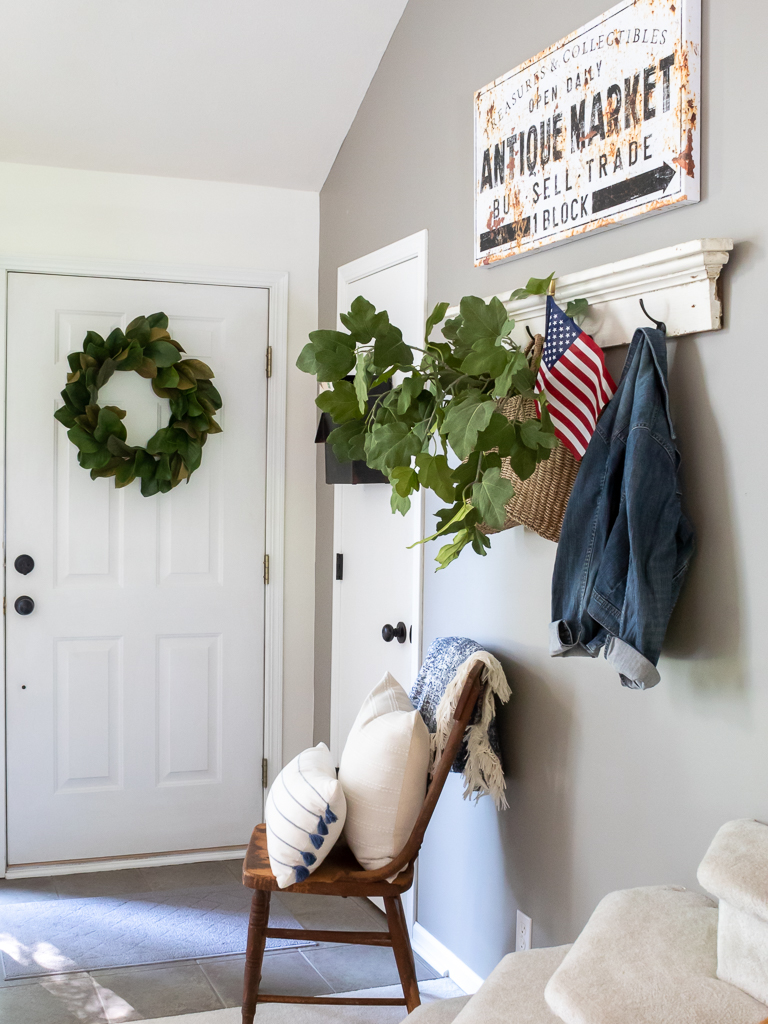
240 661 485 1022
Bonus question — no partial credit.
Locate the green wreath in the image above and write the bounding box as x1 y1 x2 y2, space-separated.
53 312 222 496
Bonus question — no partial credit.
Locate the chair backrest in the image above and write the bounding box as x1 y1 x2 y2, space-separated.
347 660 485 882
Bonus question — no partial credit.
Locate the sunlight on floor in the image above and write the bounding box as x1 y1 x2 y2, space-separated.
1 932 74 973
0 931 138 1022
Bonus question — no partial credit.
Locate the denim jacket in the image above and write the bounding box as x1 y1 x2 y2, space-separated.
550 326 694 689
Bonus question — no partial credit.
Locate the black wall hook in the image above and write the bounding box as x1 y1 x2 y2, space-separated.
639 298 666 334
525 325 536 342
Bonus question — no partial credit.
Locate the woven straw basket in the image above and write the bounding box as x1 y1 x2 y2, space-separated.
484 395 579 543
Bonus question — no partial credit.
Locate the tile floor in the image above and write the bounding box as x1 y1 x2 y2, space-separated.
0 859 440 1023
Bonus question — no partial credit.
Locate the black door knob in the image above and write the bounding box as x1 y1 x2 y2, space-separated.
382 621 407 644
14 554 34 575
14 596 34 615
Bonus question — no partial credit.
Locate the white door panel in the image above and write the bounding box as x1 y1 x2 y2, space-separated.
331 482 421 754
6 273 268 865
331 233 426 761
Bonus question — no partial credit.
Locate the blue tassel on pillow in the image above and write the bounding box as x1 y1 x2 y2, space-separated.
316 817 329 837
295 866 310 883
324 805 337 825
309 832 325 850
301 851 316 866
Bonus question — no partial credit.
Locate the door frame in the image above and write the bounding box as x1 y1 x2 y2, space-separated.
0 255 288 877
330 229 428 757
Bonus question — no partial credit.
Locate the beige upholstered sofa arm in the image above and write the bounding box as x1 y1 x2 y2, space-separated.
406 945 570 1023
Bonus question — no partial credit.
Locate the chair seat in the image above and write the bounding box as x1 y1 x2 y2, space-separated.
241 824 415 897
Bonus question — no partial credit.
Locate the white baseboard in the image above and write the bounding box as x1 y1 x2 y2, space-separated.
412 921 484 994
4 846 246 879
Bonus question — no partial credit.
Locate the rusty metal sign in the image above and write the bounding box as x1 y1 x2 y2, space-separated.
474 0 700 265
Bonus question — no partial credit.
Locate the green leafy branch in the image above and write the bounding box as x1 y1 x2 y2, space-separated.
54 313 222 496
298 276 586 569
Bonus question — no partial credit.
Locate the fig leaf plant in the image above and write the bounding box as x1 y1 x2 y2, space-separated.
298 273 587 569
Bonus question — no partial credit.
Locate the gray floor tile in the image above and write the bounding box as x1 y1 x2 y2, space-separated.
140 860 236 892
53 869 150 900
223 858 246 884
96 958 202 976
88 963 222 1020
200 950 333 1005
0 974 42 990
273 892 388 932
302 944 438 992
359 897 390 929
0 973 107 1023
197 953 248 1007
0 875 59 905
414 953 441 982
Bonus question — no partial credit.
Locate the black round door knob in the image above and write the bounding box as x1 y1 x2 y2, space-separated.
382 621 407 644
14 554 34 575
14 596 35 615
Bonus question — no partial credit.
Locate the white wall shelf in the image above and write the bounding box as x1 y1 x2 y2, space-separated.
448 238 733 349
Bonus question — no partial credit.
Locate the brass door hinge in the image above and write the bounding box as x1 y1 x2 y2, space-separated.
266 346 273 379
263 554 270 584
262 757 268 789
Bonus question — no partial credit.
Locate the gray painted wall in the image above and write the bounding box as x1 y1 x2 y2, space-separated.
318 0 767 978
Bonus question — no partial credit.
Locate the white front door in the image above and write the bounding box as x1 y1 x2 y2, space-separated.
5 272 268 866
331 232 427 763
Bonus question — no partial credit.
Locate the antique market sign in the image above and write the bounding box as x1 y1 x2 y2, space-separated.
474 0 700 265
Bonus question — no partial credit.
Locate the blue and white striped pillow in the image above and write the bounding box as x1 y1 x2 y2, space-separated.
265 742 346 888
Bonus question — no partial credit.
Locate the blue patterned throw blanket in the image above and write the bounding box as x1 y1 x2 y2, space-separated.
410 637 511 810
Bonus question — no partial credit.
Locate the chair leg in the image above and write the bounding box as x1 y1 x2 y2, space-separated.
384 895 420 1013
242 890 271 1023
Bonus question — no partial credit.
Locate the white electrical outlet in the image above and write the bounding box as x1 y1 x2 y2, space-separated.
516 910 532 951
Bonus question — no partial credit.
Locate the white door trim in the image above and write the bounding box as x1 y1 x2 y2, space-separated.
331 229 428 757
0 255 288 876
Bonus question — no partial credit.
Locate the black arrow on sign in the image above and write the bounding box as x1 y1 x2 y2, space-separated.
592 162 676 214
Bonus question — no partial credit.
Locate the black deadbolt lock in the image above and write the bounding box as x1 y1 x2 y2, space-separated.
382 621 407 644
14 554 34 575
14 596 34 615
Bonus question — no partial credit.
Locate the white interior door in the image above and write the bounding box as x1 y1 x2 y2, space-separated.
330 231 427 763
5 272 268 866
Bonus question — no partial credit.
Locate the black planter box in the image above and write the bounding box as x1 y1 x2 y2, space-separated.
314 378 390 485
315 412 388 484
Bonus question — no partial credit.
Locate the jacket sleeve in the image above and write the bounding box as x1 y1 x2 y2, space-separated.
587 423 689 689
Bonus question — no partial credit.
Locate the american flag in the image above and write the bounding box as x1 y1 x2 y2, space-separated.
536 296 616 460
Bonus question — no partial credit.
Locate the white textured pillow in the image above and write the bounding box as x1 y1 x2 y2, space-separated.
339 672 430 871
265 742 346 888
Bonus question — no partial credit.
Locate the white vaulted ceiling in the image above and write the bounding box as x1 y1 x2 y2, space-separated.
0 0 408 190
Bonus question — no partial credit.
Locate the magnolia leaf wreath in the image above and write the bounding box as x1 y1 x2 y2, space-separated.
53 312 222 497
